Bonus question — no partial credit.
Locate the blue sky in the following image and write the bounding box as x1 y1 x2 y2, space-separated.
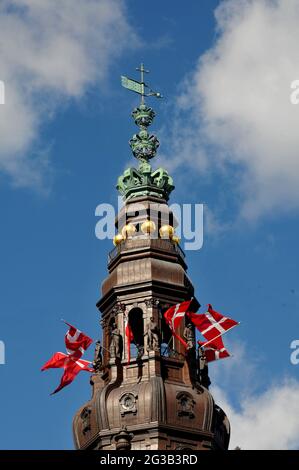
0 0 299 450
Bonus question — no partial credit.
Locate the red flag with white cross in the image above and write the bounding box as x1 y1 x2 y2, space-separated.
164 300 193 348
198 336 230 363
41 322 93 394
41 352 93 394
188 304 239 344
64 322 93 359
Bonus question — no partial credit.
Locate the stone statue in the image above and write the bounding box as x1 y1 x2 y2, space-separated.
92 340 102 372
109 323 121 359
146 317 160 352
198 348 211 389
183 323 195 350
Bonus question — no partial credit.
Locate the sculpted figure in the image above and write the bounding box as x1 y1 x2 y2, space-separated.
198 348 211 389
146 317 160 352
110 323 121 359
92 340 103 372
183 323 195 350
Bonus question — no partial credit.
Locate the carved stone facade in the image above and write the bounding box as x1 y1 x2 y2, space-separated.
72 195 230 450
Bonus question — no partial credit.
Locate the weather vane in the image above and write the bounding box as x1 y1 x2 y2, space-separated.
121 63 163 104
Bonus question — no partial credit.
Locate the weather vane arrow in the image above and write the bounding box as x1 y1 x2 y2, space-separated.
121 63 163 104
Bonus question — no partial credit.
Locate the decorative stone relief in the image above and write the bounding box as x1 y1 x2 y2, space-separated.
176 392 196 419
144 298 160 308
119 392 138 417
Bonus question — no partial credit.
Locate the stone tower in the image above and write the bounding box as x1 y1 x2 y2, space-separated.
73 66 230 451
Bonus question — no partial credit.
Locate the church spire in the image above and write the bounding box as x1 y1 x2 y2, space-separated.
121 63 162 164
117 64 174 201
73 65 231 451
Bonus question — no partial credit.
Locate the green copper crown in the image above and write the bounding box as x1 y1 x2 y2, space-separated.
129 104 159 162
117 64 174 201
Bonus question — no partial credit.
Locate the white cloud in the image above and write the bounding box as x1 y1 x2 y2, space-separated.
0 0 135 188
213 380 299 450
163 0 299 221
210 340 299 449
210 340 261 398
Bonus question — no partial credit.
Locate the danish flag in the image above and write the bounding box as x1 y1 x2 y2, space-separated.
41 352 92 394
64 322 93 359
188 304 239 344
198 336 230 363
164 300 193 348
41 322 93 394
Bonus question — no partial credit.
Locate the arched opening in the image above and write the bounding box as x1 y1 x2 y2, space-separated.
128 308 144 359
134 222 142 236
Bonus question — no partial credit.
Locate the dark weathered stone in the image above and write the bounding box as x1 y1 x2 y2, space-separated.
72 223 230 450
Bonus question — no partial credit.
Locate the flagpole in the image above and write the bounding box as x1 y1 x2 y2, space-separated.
199 323 240 349
61 318 72 328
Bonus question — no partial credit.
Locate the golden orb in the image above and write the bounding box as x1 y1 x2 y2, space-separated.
113 233 124 246
172 235 180 244
121 223 136 238
159 224 175 239
141 220 156 234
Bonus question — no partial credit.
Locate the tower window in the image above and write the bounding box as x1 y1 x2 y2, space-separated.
128 308 144 358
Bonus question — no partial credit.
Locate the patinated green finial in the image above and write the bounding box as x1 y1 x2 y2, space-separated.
121 64 162 164
117 65 174 201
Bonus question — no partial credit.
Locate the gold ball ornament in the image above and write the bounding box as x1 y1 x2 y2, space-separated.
113 233 124 246
172 235 180 244
159 224 175 239
121 223 136 238
141 220 156 234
